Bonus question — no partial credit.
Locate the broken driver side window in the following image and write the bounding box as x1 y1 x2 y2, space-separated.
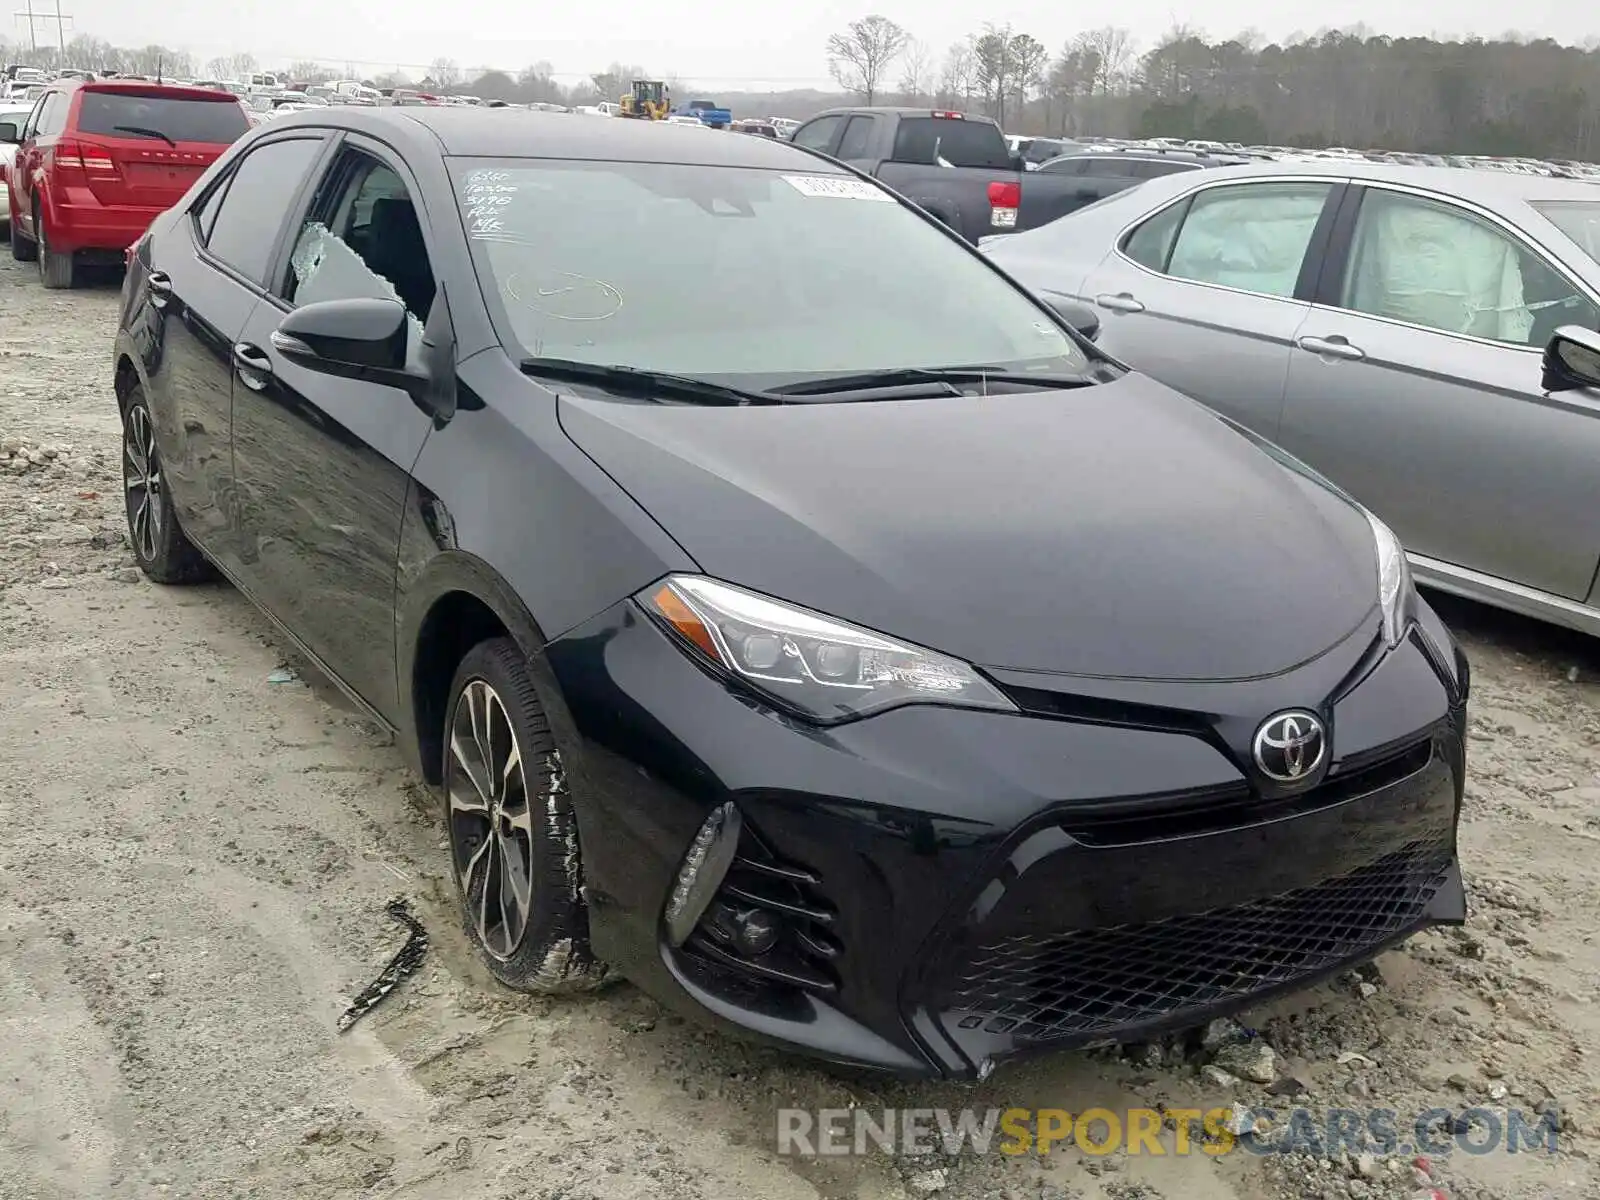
282 150 436 357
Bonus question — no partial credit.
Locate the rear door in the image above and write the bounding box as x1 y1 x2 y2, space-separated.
1076 176 1345 437
66 85 250 211
143 132 330 563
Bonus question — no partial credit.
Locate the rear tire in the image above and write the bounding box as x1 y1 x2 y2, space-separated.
36 201 73 289
121 386 215 584
443 637 611 994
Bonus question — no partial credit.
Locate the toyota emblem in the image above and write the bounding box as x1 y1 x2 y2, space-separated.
1252 710 1327 784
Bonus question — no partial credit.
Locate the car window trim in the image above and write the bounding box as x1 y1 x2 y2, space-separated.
1311 181 1600 354
1111 174 1348 305
191 131 334 297
263 130 439 316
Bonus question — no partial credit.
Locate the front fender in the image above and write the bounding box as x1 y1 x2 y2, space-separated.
394 545 566 775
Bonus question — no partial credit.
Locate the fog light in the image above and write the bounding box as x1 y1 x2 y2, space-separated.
663 802 742 946
731 907 781 956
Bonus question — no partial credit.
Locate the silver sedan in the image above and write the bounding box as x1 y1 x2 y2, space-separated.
983 161 1600 636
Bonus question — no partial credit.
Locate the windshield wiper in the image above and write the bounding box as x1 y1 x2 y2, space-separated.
769 366 1100 397
518 357 783 406
113 124 178 147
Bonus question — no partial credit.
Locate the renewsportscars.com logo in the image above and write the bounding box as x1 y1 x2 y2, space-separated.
776 1106 1563 1158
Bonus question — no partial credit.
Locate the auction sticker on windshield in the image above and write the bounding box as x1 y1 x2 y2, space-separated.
781 175 895 201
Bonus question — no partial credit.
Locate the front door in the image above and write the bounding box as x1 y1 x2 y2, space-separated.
1078 178 1343 439
1278 184 1600 601
230 138 440 720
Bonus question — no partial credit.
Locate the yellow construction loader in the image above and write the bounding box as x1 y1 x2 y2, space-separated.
619 79 670 120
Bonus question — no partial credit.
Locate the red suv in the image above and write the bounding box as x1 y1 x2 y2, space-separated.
0 79 248 288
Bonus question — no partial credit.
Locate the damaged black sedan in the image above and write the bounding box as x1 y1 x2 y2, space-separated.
113 106 1468 1079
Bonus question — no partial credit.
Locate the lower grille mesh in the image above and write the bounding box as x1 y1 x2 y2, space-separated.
939 838 1451 1043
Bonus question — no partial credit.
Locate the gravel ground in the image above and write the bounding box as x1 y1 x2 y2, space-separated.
1 251 1597 1200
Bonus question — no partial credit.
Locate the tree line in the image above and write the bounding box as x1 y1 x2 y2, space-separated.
8 23 1600 160
826 16 1600 160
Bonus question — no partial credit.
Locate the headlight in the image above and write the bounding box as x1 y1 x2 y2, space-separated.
1366 511 1414 649
640 575 1017 723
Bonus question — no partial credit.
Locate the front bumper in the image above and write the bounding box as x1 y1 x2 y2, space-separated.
548 599 1467 1078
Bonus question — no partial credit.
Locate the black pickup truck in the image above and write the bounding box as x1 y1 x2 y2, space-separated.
790 107 1104 243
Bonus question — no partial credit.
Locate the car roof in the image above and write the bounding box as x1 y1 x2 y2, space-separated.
264 105 847 169
41 76 239 102
1168 158 1600 208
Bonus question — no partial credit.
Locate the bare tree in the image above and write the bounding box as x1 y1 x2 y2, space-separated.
288 60 336 83
1077 26 1136 94
826 14 910 104
939 39 976 107
897 37 933 103
428 57 461 88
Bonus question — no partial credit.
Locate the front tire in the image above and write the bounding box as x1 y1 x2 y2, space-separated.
36 200 74 288
121 388 214 583
443 638 610 993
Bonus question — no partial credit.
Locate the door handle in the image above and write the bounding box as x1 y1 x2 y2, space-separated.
1095 292 1145 313
146 270 172 308
1296 334 1365 361
233 342 273 390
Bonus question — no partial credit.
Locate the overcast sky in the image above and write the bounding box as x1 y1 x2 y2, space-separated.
17 0 1580 88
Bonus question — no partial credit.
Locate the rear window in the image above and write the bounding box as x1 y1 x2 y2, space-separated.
891 117 1012 169
74 90 248 144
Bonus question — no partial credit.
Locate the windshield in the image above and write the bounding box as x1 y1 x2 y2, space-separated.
451 159 1085 386
76 91 248 143
1531 202 1600 271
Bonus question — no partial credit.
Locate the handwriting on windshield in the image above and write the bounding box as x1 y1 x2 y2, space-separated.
463 169 515 238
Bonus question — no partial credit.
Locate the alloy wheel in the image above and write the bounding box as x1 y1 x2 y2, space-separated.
123 406 163 562
447 679 535 960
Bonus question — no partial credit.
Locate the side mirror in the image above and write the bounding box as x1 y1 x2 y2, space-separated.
269 297 421 392
1542 325 1600 392
0 122 18 144
1043 294 1100 342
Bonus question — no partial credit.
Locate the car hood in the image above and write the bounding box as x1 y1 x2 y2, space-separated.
558 374 1379 681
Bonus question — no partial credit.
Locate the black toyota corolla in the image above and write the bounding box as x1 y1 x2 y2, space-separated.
113 106 1468 1078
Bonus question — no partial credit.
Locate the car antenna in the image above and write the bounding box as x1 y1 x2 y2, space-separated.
156 54 163 84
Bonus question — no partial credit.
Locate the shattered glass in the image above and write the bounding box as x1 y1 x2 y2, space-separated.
289 221 427 353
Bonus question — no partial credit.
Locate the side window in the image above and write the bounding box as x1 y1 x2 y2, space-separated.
1164 182 1333 298
835 115 875 159
1040 157 1090 176
21 95 45 138
34 94 63 136
1340 189 1600 348
193 173 232 243
283 150 436 334
1121 196 1192 272
202 137 324 284
792 115 842 152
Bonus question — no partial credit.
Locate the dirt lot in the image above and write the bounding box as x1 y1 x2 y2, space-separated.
0 252 1597 1200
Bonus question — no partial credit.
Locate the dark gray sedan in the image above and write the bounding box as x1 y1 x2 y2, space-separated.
982 162 1600 636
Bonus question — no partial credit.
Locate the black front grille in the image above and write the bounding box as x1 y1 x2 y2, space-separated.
935 837 1451 1045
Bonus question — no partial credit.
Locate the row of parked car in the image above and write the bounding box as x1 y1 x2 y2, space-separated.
1007 131 1600 181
